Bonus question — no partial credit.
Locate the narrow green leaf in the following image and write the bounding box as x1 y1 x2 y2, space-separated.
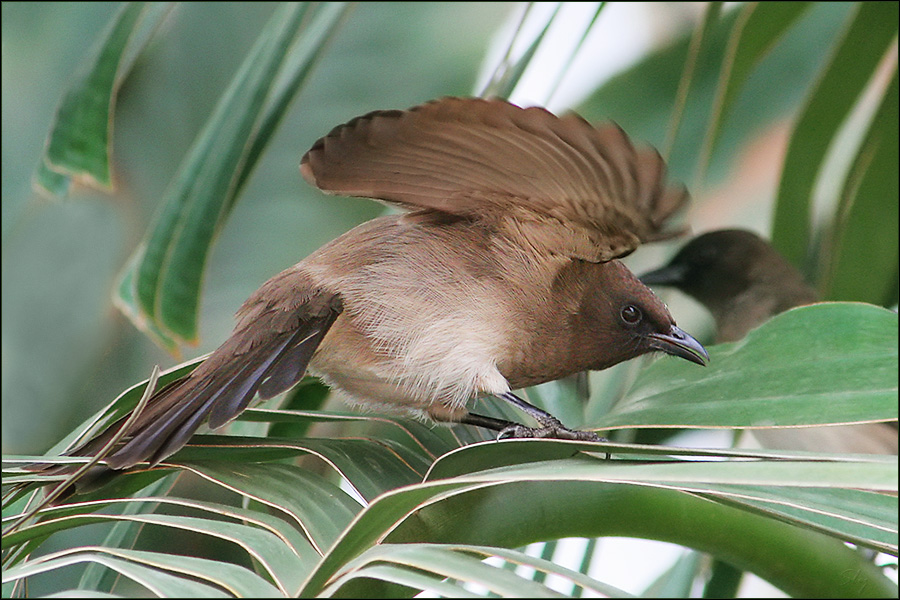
83 547 286 597
128 3 310 342
458 457 896 494
330 544 566 598
701 559 743 599
298 480 468 596
299 450 896 597
578 3 853 185
33 3 171 196
486 457 898 552
4 494 314 558
455 458 896 551
771 2 899 268
169 434 429 500
481 3 562 99
298 438 431 499
692 484 898 553
545 3 606 106
663 1 723 161
233 2 353 202
2 550 230 597
184 461 361 556
52 356 206 458
329 543 630 598
644 550 702 598
113 249 179 352
327 563 480 598
600 303 897 430
34 157 72 197
821 67 899 305
77 478 173 593
697 1 813 182
6 511 304 595
424 436 896 484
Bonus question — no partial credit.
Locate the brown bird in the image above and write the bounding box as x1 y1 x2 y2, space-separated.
73 97 709 471
640 229 897 454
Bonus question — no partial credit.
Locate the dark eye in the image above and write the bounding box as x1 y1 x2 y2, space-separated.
621 305 642 325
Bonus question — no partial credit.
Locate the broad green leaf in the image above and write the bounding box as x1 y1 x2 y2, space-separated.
374 480 895 598
771 2 899 268
598 303 897 429
821 68 899 305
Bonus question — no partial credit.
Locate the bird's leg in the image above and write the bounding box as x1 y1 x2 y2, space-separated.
468 392 604 442
460 413 520 432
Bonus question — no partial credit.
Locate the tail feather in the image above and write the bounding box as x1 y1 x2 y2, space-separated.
72 292 343 471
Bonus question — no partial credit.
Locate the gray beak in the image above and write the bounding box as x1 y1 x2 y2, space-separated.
648 326 709 366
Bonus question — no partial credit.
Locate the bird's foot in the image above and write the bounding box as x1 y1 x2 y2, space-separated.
497 423 605 442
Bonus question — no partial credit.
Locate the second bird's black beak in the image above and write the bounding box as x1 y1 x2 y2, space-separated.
639 264 687 287
648 326 709 366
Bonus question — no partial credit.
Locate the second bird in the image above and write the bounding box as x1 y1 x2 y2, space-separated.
640 229 897 454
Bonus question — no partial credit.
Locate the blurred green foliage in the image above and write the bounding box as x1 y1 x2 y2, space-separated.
2 3 896 598
1 2 510 454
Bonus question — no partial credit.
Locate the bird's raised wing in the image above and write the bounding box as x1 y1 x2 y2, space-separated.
301 97 688 262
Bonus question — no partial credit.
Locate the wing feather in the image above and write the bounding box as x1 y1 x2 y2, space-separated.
301 97 688 261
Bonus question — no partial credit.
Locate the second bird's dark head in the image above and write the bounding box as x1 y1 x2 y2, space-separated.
638 229 775 304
